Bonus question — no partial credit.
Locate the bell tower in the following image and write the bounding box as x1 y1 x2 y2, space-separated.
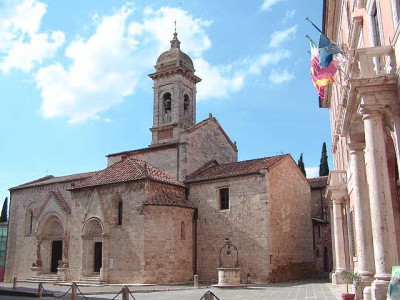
148 31 201 146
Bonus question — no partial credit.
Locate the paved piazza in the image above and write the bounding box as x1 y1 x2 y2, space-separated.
0 279 345 300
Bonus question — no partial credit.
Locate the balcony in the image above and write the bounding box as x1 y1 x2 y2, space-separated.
349 45 396 78
331 46 397 144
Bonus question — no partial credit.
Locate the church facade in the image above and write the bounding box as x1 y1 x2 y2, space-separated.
5 32 315 284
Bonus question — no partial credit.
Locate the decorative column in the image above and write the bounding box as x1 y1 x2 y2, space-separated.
348 141 375 297
332 197 347 283
360 103 398 300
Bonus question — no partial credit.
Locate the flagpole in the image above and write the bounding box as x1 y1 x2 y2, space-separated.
305 17 324 35
305 35 317 47
305 17 339 47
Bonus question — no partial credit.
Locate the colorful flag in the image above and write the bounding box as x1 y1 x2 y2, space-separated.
318 34 342 68
310 43 338 98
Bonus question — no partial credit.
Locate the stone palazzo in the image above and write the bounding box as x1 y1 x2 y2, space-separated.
322 0 400 299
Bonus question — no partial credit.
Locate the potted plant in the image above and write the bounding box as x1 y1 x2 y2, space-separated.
341 270 361 300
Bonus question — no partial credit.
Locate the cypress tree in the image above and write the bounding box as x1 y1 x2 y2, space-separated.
319 142 330 176
298 153 306 177
0 197 8 223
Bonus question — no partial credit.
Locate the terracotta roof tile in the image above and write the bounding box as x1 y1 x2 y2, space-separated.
11 172 98 190
144 192 195 209
107 142 179 157
308 176 328 189
72 157 183 189
185 154 288 183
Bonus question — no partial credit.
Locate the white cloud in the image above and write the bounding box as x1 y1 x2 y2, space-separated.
268 68 294 84
306 167 320 178
36 6 138 123
35 5 215 123
128 6 212 58
283 9 296 23
269 25 298 48
3 2 297 122
0 0 65 73
194 58 244 100
260 0 285 11
247 50 291 75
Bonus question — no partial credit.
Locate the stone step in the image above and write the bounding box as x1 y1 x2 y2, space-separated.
81 277 101 281
26 273 60 283
70 275 107 286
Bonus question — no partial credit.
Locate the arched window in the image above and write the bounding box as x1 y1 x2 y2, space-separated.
25 209 34 235
184 94 190 110
163 93 172 112
181 221 185 240
118 200 123 225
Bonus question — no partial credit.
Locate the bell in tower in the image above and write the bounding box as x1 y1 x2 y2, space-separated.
148 30 202 146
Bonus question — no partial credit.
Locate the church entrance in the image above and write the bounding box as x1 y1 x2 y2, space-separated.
94 242 102 272
51 240 62 273
82 218 105 278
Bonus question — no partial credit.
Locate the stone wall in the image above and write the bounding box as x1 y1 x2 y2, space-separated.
143 205 193 283
71 182 147 283
107 146 181 180
267 157 315 282
310 187 332 274
5 179 190 284
188 174 269 283
5 181 75 281
186 118 237 177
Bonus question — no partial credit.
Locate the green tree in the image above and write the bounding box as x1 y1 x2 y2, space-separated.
298 153 306 177
319 142 330 176
0 197 8 223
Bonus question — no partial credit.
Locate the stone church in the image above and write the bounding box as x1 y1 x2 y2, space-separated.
5 32 315 284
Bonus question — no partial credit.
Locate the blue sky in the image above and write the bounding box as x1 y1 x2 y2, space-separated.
0 0 330 206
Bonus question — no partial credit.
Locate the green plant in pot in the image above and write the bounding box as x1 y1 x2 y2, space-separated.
341 270 361 300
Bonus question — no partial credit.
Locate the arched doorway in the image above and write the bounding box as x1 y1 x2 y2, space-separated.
82 218 104 275
37 215 65 273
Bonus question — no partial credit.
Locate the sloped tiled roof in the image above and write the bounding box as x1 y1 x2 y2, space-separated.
308 176 328 189
72 157 183 189
107 142 179 158
144 192 195 209
11 172 98 190
185 154 288 183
